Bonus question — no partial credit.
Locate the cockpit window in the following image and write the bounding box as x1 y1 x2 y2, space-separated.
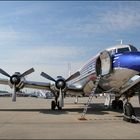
117 47 130 53
129 45 138 52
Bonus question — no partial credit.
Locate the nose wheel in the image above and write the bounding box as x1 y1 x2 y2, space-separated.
57 101 62 110
51 100 62 110
51 101 56 110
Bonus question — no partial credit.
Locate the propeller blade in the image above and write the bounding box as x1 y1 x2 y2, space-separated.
12 84 16 102
0 68 11 78
138 94 140 105
41 72 56 82
66 71 80 82
20 68 35 77
59 88 64 107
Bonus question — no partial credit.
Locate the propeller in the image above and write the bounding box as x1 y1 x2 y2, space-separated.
41 71 80 108
12 84 16 102
138 94 140 105
65 71 80 82
0 68 11 78
41 72 56 82
0 68 35 102
20 68 34 77
40 71 80 89
59 88 64 107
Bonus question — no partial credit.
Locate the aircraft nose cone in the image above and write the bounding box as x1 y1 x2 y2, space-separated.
113 52 140 72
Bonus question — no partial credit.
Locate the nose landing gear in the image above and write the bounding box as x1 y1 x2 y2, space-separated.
51 95 63 110
51 100 56 110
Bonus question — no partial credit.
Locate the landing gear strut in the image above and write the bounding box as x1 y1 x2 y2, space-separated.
74 95 78 104
57 101 62 110
51 96 63 110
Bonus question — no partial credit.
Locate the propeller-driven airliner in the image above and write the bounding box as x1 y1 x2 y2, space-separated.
0 44 140 123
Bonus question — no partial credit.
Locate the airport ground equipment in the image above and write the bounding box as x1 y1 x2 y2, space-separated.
79 75 101 120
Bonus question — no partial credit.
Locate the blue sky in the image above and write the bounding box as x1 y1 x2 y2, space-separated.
0 1 140 91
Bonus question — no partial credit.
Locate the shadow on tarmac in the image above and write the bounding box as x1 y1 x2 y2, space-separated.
0 103 139 117
0 108 111 116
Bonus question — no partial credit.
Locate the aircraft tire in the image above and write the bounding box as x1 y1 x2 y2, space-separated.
51 101 56 110
123 102 136 123
112 100 117 109
57 101 62 110
118 100 123 109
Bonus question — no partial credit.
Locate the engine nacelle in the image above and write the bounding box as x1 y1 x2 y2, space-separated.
96 51 112 76
55 79 66 90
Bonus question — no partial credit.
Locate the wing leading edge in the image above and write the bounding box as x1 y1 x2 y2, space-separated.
24 80 51 90
0 78 9 85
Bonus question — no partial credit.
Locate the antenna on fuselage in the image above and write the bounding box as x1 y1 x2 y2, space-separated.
116 39 123 45
120 39 123 45
68 62 71 77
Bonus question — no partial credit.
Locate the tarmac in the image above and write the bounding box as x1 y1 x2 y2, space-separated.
0 96 139 139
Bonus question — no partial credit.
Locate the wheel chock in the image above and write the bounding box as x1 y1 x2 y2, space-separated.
78 117 87 120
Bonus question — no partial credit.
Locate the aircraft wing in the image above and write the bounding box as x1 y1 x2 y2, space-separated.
0 78 51 90
0 77 82 93
24 80 51 90
0 78 9 85
67 85 83 92
66 85 84 95
120 75 140 94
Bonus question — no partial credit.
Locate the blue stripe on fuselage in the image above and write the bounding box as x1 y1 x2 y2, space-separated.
113 52 140 72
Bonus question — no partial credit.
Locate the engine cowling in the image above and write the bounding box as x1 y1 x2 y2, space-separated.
96 50 112 76
10 75 21 85
55 79 66 90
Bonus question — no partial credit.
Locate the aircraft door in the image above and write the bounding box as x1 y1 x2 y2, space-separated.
96 51 112 76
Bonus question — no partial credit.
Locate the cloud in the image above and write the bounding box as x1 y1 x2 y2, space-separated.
0 44 91 81
54 3 140 36
0 1 140 90
3 45 86 62
0 2 38 19
0 28 18 45
100 10 140 31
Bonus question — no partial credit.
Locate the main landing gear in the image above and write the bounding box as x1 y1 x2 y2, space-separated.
51 97 62 110
112 98 138 123
123 102 136 123
112 99 123 109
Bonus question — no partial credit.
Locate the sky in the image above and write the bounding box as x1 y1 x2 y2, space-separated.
0 1 140 92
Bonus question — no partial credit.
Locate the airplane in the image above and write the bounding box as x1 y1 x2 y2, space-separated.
0 44 140 123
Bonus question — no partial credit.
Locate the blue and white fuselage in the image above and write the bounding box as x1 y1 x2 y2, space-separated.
68 44 140 96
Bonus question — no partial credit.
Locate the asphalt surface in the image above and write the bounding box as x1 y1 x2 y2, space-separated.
0 96 139 139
